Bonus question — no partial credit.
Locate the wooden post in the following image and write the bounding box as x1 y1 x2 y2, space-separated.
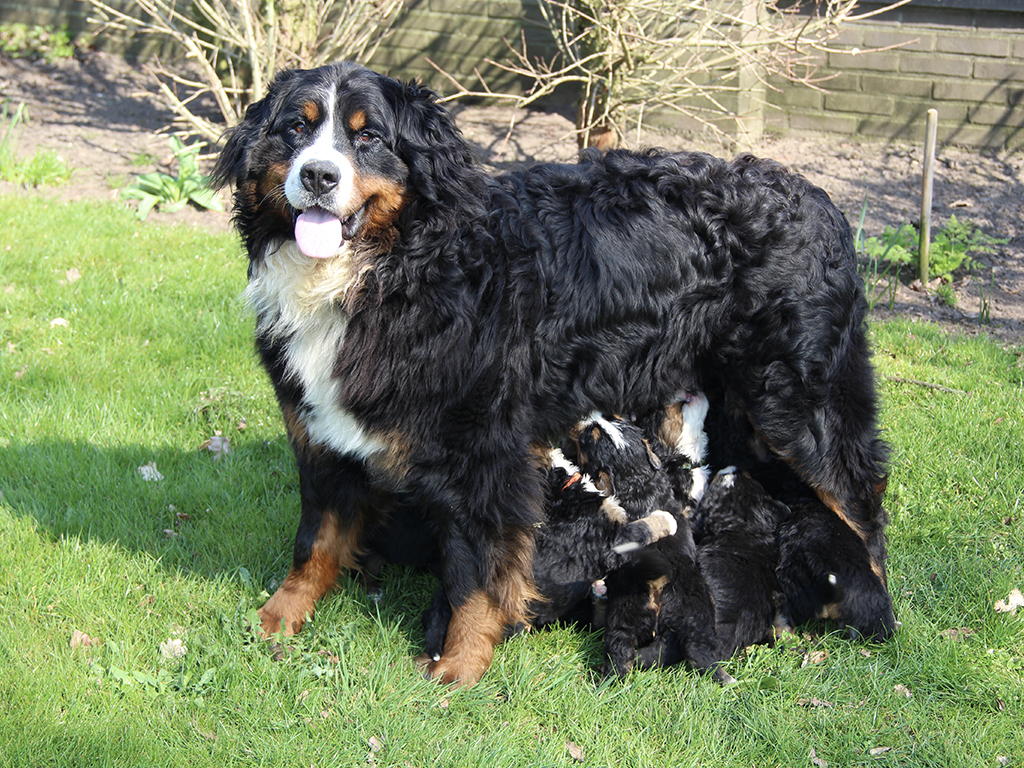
736 0 766 150
919 108 939 284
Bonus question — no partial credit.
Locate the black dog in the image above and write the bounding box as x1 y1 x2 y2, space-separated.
691 468 786 658
573 413 722 679
776 496 897 640
213 61 890 685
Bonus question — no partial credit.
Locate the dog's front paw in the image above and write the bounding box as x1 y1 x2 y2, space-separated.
423 652 490 688
257 589 312 638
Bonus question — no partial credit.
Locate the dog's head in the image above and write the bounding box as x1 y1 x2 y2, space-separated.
572 414 661 497
691 468 786 538
213 62 478 257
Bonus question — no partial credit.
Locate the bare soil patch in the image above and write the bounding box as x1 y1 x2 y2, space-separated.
4 51 1023 346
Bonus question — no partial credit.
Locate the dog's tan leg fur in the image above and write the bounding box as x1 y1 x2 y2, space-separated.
257 512 361 637
425 590 508 687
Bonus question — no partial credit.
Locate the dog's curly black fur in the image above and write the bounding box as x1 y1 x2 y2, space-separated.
421 447 679 660
213 61 891 685
703 399 896 639
691 469 786 657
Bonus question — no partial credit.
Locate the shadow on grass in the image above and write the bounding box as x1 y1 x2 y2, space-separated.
0 436 456 659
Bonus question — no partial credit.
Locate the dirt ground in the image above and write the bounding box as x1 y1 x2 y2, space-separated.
3 51 1024 346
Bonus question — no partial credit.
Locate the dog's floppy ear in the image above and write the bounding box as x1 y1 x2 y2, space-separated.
643 440 663 470
211 69 298 189
391 79 479 210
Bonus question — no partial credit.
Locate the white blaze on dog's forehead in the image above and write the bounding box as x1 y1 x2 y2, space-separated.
718 471 736 489
283 84 357 216
583 412 627 450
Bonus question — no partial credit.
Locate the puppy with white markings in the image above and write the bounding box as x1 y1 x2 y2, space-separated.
420 446 679 659
573 413 722 679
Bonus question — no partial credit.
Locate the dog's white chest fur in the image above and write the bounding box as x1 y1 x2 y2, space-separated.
246 241 385 459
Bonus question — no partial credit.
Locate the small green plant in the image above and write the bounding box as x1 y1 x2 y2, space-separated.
854 201 906 311
121 136 223 219
0 101 74 186
855 201 1008 308
130 151 159 167
928 214 1007 279
0 23 75 62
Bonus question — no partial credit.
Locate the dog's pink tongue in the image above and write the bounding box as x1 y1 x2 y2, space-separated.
295 209 342 259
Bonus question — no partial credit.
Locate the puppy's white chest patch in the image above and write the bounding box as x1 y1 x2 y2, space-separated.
247 241 386 460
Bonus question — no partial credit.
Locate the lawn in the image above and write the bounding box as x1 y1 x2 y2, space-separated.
1 195 1022 767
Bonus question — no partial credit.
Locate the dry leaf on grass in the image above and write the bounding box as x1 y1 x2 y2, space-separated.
869 746 891 757
566 742 585 762
894 684 912 698
137 461 164 481
994 588 1024 614
69 629 100 649
797 697 833 708
367 735 383 762
939 627 976 641
201 432 232 460
159 638 187 659
49 317 69 328
801 650 829 667
810 747 828 767
65 268 82 284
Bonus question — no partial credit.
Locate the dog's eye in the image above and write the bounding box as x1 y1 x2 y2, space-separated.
292 120 308 135
356 129 377 144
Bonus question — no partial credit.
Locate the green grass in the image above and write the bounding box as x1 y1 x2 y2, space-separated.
1 195 1023 767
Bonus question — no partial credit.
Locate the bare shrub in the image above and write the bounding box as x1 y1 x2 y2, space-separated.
430 0 910 148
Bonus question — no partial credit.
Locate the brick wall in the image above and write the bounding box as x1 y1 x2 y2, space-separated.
3 0 1022 149
370 0 555 93
766 2 1024 150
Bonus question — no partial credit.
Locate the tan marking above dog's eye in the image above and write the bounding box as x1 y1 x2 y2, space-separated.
301 101 320 124
591 427 601 443
349 110 367 133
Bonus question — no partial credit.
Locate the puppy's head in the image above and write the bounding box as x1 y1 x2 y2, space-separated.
213 62 476 257
692 468 786 538
572 414 660 496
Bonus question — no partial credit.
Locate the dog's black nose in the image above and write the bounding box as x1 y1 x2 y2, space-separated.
299 160 340 197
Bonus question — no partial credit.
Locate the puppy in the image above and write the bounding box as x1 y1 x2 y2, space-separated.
704 396 897 640
691 468 786 658
573 413 721 679
776 496 897 640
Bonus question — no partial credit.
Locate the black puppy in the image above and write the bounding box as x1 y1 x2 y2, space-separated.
421 446 678 660
776 496 896 640
703 398 896 639
574 413 723 679
691 468 786 658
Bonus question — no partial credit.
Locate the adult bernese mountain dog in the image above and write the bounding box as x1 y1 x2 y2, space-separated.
212 61 892 686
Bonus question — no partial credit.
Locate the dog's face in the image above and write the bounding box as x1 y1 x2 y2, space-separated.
213 62 470 258
573 414 661 496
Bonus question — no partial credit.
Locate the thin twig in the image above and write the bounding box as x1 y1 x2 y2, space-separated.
886 376 970 396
